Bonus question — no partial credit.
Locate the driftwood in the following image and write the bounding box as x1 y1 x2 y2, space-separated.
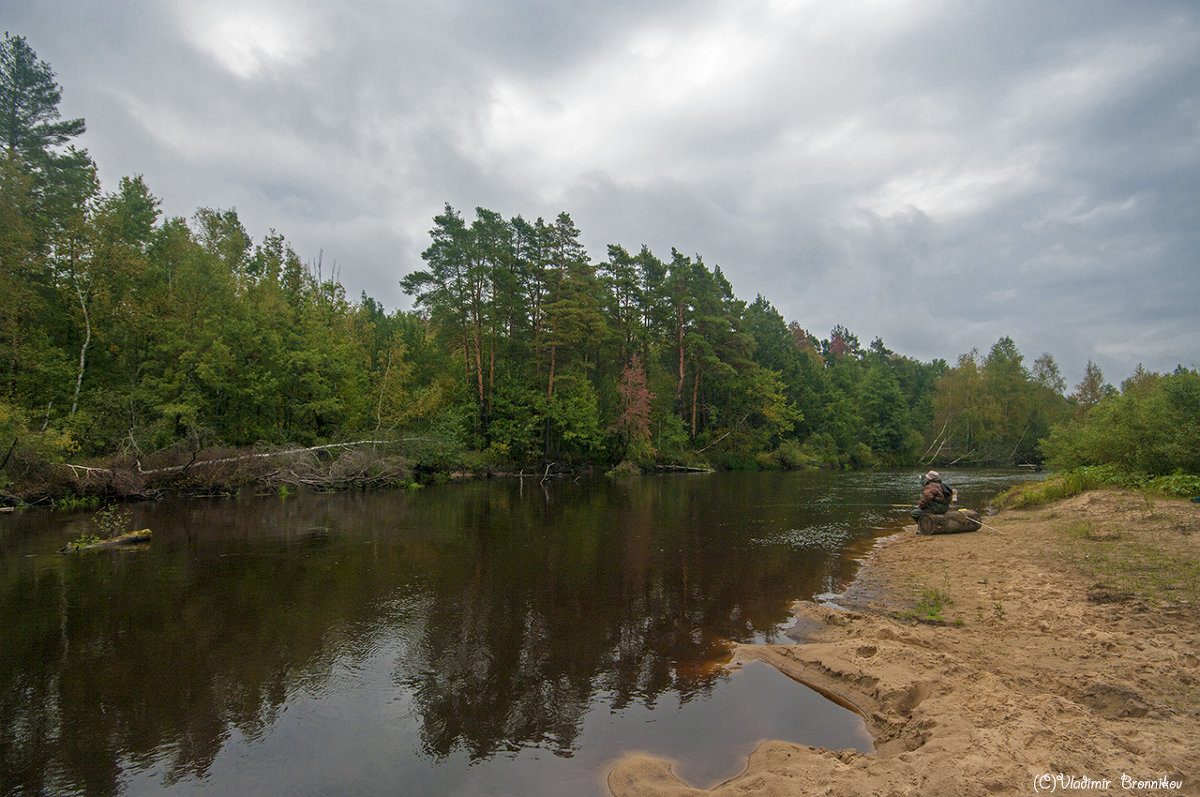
62 463 114 476
61 529 152 553
915 509 982 535
694 413 750 455
264 447 411 491
136 440 399 475
921 417 951 463
945 450 976 466
50 439 429 480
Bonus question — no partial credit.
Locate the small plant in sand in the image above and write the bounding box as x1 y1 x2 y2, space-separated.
900 584 954 623
916 586 953 621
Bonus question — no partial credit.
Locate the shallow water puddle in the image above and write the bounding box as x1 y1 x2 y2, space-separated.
585 659 874 790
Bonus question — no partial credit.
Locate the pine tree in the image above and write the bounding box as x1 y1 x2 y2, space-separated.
0 33 85 160
0 34 95 411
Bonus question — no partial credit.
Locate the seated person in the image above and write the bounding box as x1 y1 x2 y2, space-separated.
912 470 953 518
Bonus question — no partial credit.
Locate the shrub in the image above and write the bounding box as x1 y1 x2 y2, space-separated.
775 439 812 470
606 460 642 478
1043 368 1200 475
800 433 842 469
848 442 878 469
1144 472 1200 498
998 465 1199 509
755 450 782 470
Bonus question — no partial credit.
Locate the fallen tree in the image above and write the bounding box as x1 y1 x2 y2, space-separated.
3 440 435 502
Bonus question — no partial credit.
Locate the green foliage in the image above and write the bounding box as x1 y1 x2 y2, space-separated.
485 376 542 464
1043 368 1200 475
650 409 691 463
1 33 87 165
52 493 99 511
544 370 603 458
858 363 909 459
999 464 1200 510
605 460 642 478
999 466 1126 508
799 432 843 469
65 502 132 547
0 401 76 479
1144 472 1200 498
847 442 878 469
93 503 132 539
754 450 783 470
774 439 812 470
1069 360 1115 414
717 451 761 471
927 341 1071 466
3 37 1172 488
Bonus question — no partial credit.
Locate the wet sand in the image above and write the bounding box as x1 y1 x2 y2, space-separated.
607 490 1200 796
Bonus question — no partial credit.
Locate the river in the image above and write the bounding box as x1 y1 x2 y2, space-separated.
0 469 1033 796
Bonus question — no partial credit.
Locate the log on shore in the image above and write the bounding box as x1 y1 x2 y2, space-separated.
915 509 981 535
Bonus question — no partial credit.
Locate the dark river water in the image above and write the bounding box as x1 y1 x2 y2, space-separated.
0 469 1033 796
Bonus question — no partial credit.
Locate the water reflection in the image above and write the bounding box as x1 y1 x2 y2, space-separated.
0 470 1031 795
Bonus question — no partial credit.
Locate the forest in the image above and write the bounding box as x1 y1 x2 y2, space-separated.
1 33 1195 499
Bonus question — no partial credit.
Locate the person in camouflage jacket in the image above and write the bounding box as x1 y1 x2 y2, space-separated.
914 470 953 516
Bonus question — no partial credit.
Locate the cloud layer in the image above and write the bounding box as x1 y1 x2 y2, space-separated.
8 0 1199 385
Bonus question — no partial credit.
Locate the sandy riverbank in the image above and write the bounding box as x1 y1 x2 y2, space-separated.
608 489 1200 796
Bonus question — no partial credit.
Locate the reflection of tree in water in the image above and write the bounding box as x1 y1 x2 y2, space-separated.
400 477 843 761
0 498 424 797
1 474 873 790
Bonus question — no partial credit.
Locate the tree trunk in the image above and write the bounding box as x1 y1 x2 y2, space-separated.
675 307 685 418
70 277 91 417
544 343 557 457
690 368 701 440
375 347 393 433
487 338 495 416
473 322 484 408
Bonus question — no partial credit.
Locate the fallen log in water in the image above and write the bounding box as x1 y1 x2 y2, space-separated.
654 463 716 473
61 529 152 553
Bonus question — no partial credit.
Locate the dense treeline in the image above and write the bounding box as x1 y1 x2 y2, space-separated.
1042 367 1200 476
1 34 1194 497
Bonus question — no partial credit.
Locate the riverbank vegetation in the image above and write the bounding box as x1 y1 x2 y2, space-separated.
997 367 1200 507
1000 465 1200 509
2 34 1197 503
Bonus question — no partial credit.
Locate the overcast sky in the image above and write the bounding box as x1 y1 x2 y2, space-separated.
7 0 1199 386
